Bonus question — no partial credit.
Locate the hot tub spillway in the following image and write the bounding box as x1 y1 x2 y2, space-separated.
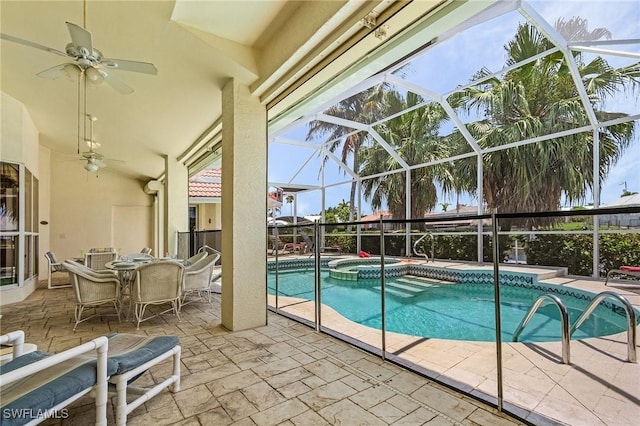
328 257 405 281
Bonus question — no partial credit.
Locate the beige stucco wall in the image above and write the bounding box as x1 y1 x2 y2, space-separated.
49 152 154 261
38 146 51 279
198 202 221 230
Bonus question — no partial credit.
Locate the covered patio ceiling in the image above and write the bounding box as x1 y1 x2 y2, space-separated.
1 0 421 180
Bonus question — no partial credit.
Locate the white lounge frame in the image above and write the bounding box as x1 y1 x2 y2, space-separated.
0 330 109 426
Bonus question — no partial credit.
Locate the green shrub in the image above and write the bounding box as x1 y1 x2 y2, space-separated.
525 233 640 276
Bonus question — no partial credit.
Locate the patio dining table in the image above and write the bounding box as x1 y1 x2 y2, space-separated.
105 257 185 288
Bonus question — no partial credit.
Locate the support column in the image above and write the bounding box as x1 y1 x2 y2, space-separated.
164 155 188 256
221 79 267 331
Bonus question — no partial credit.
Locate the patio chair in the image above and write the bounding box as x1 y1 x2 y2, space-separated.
300 231 342 255
104 333 181 426
605 265 640 286
0 330 112 426
131 261 184 329
184 251 207 266
140 247 152 256
44 251 70 289
0 330 181 426
268 234 295 255
181 253 219 307
64 261 121 330
85 248 117 271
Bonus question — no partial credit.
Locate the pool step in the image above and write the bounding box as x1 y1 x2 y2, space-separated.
372 285 415 298
372 281 436 298
387 281 431 293
401 275 455 285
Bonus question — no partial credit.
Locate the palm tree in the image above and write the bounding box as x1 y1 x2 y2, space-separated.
359 91 453 221
306 85 387 226
285 194 294 217
449 17 638 228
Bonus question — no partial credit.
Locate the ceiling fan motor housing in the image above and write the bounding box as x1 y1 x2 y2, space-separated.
65 43 102 64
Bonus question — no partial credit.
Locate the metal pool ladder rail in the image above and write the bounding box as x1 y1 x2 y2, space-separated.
413 232 434 262
512 294 571 364
570 291 637 363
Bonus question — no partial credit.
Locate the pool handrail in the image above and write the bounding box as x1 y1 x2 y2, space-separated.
570 291 637 363
413 232 434 262
512 293 570 364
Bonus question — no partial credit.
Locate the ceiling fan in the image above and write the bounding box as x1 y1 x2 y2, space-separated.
77 115 124 173
0 21 157 94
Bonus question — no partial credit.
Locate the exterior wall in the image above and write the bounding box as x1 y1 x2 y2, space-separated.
199 202 221 230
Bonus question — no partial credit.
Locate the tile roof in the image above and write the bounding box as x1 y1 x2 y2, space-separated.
189 168 221 198
360 211 392 222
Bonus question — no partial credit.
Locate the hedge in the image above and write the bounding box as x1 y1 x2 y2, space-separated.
525 233 640 276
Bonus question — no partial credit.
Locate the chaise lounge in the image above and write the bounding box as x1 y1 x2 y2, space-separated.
605 265 640 286
0 330 181 426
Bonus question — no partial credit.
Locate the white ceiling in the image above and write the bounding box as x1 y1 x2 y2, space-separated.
0 0 290 180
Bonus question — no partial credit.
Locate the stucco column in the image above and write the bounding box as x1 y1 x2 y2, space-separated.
163 155 188 256
221 79 267 331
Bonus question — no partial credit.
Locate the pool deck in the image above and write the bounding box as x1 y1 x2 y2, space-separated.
269 259 640 426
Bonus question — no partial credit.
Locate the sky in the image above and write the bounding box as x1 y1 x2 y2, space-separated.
268 0 639 217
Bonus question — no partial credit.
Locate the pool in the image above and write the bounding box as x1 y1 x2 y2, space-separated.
268 269 637 342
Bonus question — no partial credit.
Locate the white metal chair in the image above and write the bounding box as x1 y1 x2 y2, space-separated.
140 247 152 256
184 251 207 265
85 248 117 271
131 261 184 329
44 251 70 289
181 254 219 307
64 261 121 330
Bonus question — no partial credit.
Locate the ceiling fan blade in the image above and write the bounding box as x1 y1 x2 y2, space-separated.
95 159 107 168
105 158 126 165
82 151 104 160
101 71 134 94
101 58 158 75
36 64 66 79
0 33 67 57
66 22 93 56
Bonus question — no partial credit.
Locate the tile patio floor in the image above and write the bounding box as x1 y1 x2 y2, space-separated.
0 279 524 426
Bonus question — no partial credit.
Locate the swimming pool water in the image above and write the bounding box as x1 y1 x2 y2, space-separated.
268 269 635 342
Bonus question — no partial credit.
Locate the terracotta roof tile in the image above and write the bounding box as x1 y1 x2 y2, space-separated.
189 168 221 198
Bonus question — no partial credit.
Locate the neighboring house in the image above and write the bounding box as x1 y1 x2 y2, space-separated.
600 194 640 228
189 168 222 230
360 211 393 230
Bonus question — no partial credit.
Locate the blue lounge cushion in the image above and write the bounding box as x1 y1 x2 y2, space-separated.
105 333 179 374
0 351 51 374
0 351 117 426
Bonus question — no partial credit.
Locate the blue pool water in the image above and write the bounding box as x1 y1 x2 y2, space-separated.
268 269 635 342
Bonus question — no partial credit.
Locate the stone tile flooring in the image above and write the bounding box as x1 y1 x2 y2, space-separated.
1 281 524 426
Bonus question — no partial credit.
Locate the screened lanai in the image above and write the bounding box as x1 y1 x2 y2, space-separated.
267 0 639 272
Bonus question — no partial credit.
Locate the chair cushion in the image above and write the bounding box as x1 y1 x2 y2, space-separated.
0 351 117 426
620 265 640 272
106 333 179 374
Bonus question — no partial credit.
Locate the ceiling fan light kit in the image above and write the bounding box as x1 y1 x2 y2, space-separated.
84 66 104 84
84 162 99 172
62 63 81 81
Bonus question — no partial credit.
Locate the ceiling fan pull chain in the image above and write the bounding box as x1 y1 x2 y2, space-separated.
83 0 87 30
77 72 81 154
